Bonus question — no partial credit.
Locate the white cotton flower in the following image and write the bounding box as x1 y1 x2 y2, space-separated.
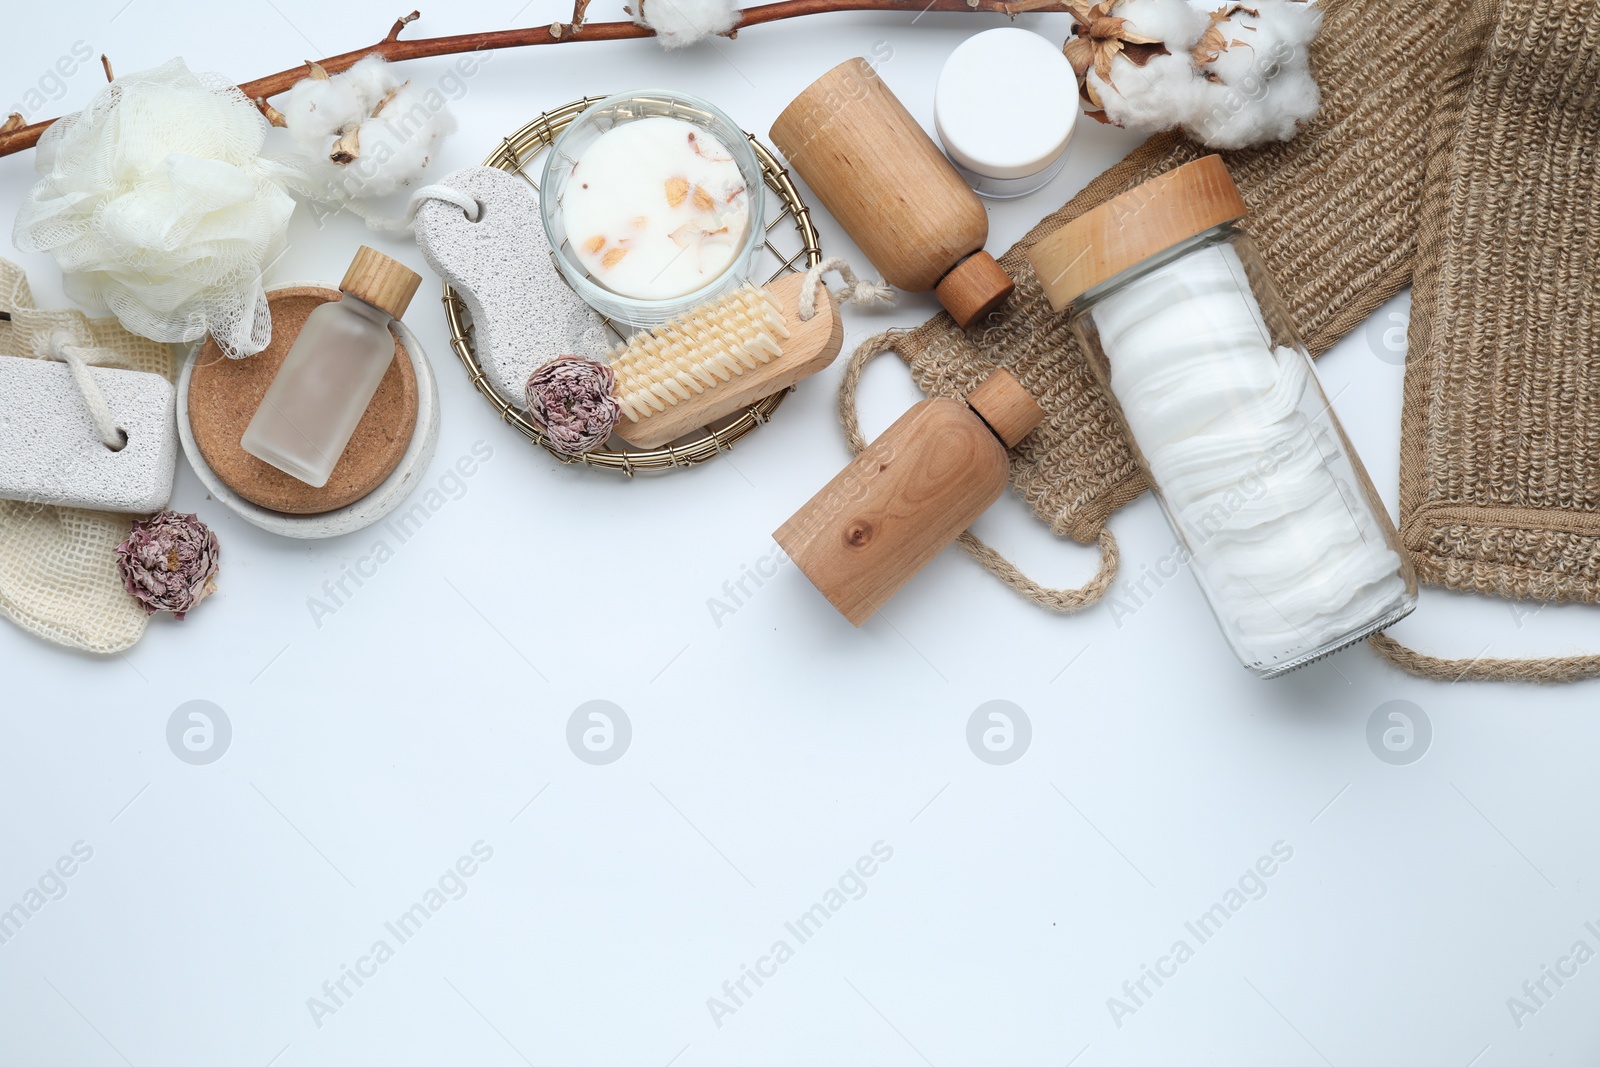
1092 51 1208 133
631 0 741 49
1089 0 1323 150
278 55 456 210
1114 0 1209 53
1184 0 1324 149
12 58 295 358
1073 0 1205 121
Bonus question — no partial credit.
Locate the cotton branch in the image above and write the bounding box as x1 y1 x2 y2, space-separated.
551 0 594 39
386 9 422 41
0 0 1070 159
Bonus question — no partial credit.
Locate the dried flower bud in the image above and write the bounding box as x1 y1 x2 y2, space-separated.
116 511 220 620
525 356 622 456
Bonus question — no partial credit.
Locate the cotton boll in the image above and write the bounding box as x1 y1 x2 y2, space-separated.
1071 0 1205 124
632 0 740 48
340 54 399 106
1092 51 1205 135
1183 0 1323 149
333 82 457 199
276 55 456 220
1115 0 1209 54
1200 0 1322 83
1184 64 1319 148
279 71 364 149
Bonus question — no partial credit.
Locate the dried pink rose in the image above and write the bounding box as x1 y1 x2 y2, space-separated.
116 511 220 619
525 356 622 456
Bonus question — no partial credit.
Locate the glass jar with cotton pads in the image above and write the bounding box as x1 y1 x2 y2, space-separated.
935 29 1077 200
541 90 765 327
1028 155 1416 678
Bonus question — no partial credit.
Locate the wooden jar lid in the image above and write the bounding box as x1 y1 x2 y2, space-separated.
966 368 1042 447
188 286 418 515
937 251 1015 328
1027 155 1247 311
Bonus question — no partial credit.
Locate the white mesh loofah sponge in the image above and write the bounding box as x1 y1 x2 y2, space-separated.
12 58 295 358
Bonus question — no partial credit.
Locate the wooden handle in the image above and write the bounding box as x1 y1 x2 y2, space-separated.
775 397 1009 625
770 58 993 296
614 273 845 448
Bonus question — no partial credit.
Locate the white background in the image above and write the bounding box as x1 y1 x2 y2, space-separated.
5 3 1600 1065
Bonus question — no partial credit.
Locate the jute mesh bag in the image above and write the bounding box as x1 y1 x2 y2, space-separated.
0 258 177 654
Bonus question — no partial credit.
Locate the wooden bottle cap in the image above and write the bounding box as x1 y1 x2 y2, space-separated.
965 368 1042 448
936 251 1014 328
1027 154 1247 311
341 245 422 319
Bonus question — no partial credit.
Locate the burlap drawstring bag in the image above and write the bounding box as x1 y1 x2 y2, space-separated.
0 258 178 654
846 0 1600 681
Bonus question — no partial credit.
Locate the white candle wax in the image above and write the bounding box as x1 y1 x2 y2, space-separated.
561 116 751 301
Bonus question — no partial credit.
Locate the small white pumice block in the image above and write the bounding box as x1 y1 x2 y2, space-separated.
0 356 177 513
414 166 610 407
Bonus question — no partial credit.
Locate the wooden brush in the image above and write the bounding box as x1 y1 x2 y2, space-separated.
608 272 844 448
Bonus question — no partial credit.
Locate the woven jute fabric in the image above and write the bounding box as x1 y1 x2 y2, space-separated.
859 0 1474 547
0 258 177 654
1372 0 1600 681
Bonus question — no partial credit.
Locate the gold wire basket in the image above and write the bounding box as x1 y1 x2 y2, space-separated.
441 96 824 474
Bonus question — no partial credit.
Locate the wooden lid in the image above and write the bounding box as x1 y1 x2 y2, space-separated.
965 368 1042 448
1027 155 1247 311
341 246 422 319
189 286 417 515
936 251 1015 328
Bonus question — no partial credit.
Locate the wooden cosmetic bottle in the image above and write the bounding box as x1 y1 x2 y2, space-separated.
775 369 1043 625
770 58 1016 329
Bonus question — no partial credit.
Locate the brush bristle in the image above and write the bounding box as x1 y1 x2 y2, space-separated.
608 286 791 422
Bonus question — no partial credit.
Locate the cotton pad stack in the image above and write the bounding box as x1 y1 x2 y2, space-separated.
1094 242 1410 664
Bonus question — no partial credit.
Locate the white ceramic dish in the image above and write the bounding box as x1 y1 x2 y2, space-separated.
176 282 440 540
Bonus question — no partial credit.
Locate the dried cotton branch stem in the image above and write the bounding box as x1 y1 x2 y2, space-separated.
0 0 1070 158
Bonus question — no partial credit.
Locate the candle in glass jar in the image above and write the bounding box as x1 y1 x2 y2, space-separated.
560 116 751 300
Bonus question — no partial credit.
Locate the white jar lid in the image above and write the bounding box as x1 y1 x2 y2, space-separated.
935 28 1078 181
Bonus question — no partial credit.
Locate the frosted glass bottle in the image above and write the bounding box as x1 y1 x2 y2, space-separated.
242 247 421 487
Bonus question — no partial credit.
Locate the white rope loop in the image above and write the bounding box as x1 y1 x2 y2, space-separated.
47 331 127 451
403 183 482 227
798 256 895 321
